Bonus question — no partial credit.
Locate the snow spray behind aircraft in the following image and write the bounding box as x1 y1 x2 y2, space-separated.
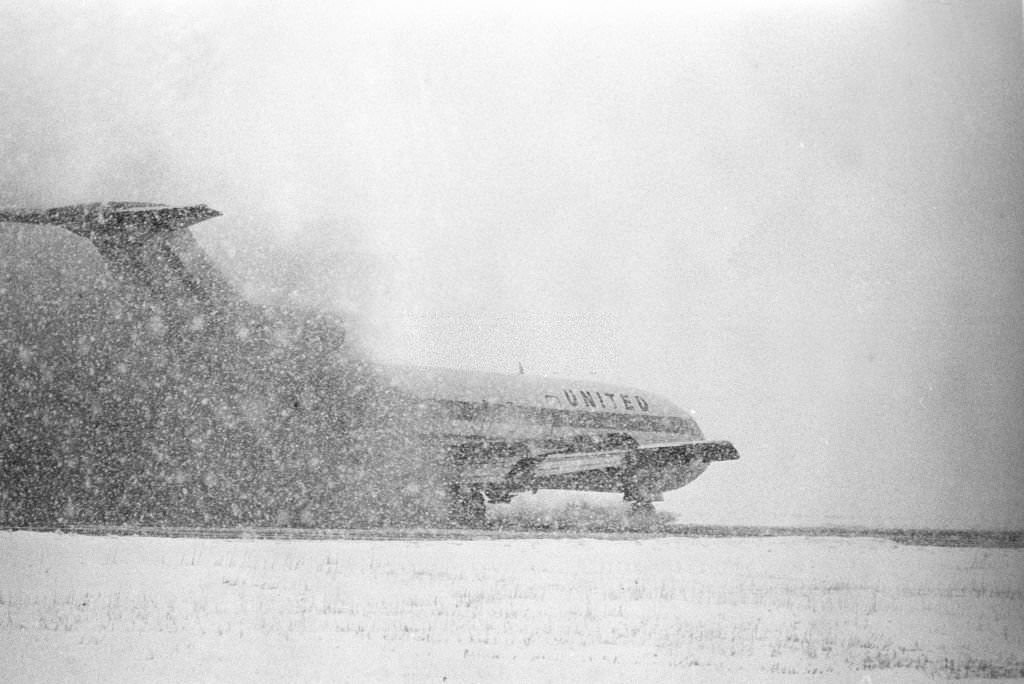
0 203 737 527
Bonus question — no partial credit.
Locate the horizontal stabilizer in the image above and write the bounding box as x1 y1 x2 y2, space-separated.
0 202 220 240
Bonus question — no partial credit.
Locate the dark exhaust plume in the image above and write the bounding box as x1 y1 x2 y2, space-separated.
0 222 450 528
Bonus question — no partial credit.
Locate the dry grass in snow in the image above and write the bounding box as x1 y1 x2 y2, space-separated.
2 531 1023 682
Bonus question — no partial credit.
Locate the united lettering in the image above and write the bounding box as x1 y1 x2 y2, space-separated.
563 389 650 412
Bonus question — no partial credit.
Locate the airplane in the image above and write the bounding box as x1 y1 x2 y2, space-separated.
0 202 738 527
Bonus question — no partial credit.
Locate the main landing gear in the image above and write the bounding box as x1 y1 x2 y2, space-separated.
621 444 661 518
623 481 658 516
446 483 487 528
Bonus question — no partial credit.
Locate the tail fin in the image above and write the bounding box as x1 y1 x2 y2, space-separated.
0 202 238 308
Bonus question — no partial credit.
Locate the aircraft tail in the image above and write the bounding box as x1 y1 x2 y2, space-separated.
0 202 238 308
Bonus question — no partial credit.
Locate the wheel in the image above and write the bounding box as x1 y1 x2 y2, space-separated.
622 469 657 516
627 498 656 515
445 484 487 527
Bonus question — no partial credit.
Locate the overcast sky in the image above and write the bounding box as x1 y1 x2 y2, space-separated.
2 0 1022 528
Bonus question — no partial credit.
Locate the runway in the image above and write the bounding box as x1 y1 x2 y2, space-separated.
3 523 1021 547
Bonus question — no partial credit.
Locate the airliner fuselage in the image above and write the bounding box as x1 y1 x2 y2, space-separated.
0 202 739 527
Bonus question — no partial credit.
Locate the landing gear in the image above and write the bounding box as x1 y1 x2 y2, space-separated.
622 458 660 520
623 481 657 516
621 439 658 517
626 497 657 515
446 483 487 527
623 485 661 530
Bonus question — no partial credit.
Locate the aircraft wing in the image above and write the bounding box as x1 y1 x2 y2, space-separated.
531 440 738 478
456 439 738 484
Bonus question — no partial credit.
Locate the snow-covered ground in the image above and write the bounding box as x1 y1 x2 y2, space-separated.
2 531 1022 683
